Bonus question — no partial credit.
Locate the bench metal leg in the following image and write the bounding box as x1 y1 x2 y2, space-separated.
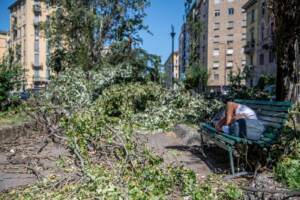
228 148 235 175
200 132 207 158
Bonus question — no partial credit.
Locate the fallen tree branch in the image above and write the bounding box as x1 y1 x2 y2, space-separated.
241 186 300 196
72 138 85 170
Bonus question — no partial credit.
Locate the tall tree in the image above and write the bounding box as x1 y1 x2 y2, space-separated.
269 0 300 101
0 49 22 110
47 0 150 73
185 0 207 92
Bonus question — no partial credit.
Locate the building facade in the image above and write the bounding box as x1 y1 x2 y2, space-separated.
164 51 179 88
0 31 9 61
9 0 53 89
178 23 189 80
243 0 276 87
180 0 247 91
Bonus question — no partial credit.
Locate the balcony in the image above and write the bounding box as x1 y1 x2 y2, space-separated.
33 75 47 84
32 63 43 70
12 23 17 31
262 36 274 50
242 20 247 28
244 40 255 54
33 4 42 14
33 18 40 26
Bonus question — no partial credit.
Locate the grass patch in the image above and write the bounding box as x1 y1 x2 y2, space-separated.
0 107 29 127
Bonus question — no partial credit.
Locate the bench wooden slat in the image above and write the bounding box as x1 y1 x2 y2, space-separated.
235 99 292 107
256 110 288 119
245 104 290 112
258 116 286 124
202 124 237 145
262 132 279 139
261 121 282 129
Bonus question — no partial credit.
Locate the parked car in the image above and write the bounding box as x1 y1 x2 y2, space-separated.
20 91 31 100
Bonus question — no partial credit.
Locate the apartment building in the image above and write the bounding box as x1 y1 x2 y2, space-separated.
9 0 53 89
180 0 247 91
242 0 276 87
178 23 189 80
0 31 9 61
164 51 179 88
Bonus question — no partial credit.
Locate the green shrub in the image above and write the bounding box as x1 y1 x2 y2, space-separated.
275 140 300 189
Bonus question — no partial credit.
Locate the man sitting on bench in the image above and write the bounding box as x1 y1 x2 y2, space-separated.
215 101 258 134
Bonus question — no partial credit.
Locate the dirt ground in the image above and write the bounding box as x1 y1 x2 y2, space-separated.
1 124 297 199
0 124 228 192
0 132 76 192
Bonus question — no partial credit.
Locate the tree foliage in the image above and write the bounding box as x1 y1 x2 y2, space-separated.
0 50 22 110
184 66 208 92
226 68 271 100
184 0 207 92
47 0 150 73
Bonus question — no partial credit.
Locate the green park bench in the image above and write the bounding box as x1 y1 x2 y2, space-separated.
199 99 292 175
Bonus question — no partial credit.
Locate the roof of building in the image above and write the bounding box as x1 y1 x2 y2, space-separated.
242 0 257 10
8 0 23 10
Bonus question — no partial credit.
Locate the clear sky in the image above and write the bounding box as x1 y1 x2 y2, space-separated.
0 0 185 63
140 0 185 63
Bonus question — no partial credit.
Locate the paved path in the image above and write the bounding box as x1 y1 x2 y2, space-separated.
145 124 231 180
145 125 211 180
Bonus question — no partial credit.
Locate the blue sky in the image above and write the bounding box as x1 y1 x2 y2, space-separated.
0 0 185 63
140 0 185 62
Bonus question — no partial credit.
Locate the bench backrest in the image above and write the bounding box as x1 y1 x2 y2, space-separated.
234 99 292 133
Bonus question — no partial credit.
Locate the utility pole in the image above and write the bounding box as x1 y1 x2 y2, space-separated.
170 25 176 88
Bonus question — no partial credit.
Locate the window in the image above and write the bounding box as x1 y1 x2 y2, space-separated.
227 33 234 41
215 10 220 17
227 40 234 45
270 22 275 35
226 61 233 68
227 21 234 29
34 27 39 39
251 9 255 23
242 32 246 40
228 0 234 2
34 53 39 66
250 28 255 41
261 24 265 41
228 8 234 15
214 22 220 30
259 53 265 65
34 69 40 79
213 61 220 69
250 79 254 87
34 40 39 52
262 2 266 16
226 48 234 55
250 55 254 65
213 49 220 56
214 74 219 80
46 69 50 80
269 51 275 63
214 0 220 4
242 19 247 27
242 60 246 66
